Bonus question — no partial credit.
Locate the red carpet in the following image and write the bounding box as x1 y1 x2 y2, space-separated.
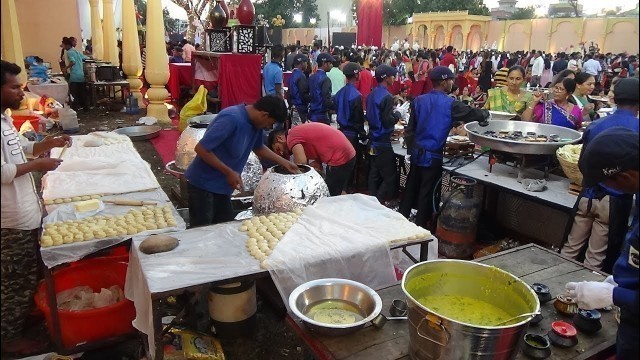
150 128 180 165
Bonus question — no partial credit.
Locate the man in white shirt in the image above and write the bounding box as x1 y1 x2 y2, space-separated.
180 39 196 63
583 53 602 77
530 51 545 87
1 60 71 354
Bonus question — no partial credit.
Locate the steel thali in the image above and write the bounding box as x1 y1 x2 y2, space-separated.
465 120 582 155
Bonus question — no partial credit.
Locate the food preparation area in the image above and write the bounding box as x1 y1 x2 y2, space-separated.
18 109 310 360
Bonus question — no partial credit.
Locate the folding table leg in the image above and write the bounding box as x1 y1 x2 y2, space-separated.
43 266 64 350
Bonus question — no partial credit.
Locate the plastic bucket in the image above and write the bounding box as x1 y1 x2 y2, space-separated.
34 258 135 348
12 115 40 131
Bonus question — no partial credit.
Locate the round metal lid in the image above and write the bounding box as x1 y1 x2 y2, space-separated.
551 321 577 337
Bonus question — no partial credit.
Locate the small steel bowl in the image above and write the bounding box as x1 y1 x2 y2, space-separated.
289 278 382 336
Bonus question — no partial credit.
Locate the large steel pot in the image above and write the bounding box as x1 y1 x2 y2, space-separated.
401 260 539 360
175 115 216 170
253 164 329 215
465 120 581 155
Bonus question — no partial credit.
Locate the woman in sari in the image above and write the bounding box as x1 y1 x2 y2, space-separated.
471 85 487 108
522 77 586 130
571 71 598 122
483 65 533 116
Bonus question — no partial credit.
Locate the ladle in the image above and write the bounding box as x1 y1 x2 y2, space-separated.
495 312 540 326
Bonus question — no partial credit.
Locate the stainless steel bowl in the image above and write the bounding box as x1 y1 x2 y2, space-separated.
289 278 382 336
465 120 582 155
113 125 162 141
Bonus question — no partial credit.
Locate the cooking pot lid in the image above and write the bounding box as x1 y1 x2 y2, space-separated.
551 321 577 337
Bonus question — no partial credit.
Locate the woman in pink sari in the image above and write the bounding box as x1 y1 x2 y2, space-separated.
522 77 585 130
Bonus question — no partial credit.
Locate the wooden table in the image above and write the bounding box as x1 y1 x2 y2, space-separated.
287 244 617 360
89 80 130 108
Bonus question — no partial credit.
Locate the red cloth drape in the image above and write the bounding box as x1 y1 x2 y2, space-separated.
219 54 262 109
357 0 383 47
193 53 262 109
168 63 193 101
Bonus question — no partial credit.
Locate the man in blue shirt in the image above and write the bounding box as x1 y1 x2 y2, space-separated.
288 54 310 126
184 95 299 226
400 66 489 231
366 64 402 204
308 53 335 124
169 47 185 63
263 45 284 99
62 37 88 112
562 78 639 273
566 127 639 360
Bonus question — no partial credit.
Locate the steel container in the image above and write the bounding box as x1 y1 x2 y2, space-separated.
253 164 329 215
465 120 581 155
402 260 539 360
175 114 217 170
289 278 382 336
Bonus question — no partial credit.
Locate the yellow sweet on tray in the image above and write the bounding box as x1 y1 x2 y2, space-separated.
74 199 101 213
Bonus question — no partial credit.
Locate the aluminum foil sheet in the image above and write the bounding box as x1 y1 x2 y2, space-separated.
253 165 330 215
232 152 262 196
175 125 207 170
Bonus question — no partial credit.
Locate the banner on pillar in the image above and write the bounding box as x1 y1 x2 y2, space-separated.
356 0 383 48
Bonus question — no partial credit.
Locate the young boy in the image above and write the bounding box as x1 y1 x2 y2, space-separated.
184 95 299 226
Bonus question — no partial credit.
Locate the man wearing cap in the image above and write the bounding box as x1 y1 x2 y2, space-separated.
367 64 402 204
400 66 489 228
169 46 185 63
288 54 311 126
335 62 366 190
562 78 639 273
308 53 335 124
565 127 639 359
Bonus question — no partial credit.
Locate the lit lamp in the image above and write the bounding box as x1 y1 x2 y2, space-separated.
310 18 317 25
293 13 302 23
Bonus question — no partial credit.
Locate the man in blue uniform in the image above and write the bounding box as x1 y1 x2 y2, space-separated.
288 54 310 126
400 66 489 229
562 78 639 273
334 62 366 191
185 95 299 227
566 127 639 360
308 53 335 124
263 44 284 99
367 64 402 204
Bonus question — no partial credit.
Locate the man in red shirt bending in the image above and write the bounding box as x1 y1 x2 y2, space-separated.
268 122 356 196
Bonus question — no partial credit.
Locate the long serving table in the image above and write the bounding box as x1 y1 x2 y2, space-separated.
125 209 436 360
392 142 577 213
40 134 186 354
287 244 617 360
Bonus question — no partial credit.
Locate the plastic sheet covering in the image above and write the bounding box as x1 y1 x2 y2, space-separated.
41 188 186 268
125 222 263 355
41 157 160 200
253 165 329 215
126 194 433 355
264 194 432 307
50 132 136 161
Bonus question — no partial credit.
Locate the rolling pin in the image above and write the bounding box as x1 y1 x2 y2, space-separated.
103 199 158 206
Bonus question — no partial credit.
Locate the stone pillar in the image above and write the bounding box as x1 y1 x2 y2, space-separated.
144 0 170 123
102 0 119 65
89 0 104 60
121 0 144 108
1 0 26 85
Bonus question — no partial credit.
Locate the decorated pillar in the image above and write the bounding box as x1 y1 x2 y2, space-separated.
89 0 104 60
122 0 144 107
1 0 26 85
102 0 120 65
144 0 170 123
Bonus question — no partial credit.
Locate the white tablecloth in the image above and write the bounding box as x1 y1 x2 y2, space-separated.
28 79 69 104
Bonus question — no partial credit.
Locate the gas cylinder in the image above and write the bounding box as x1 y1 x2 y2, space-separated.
436 176 481 258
